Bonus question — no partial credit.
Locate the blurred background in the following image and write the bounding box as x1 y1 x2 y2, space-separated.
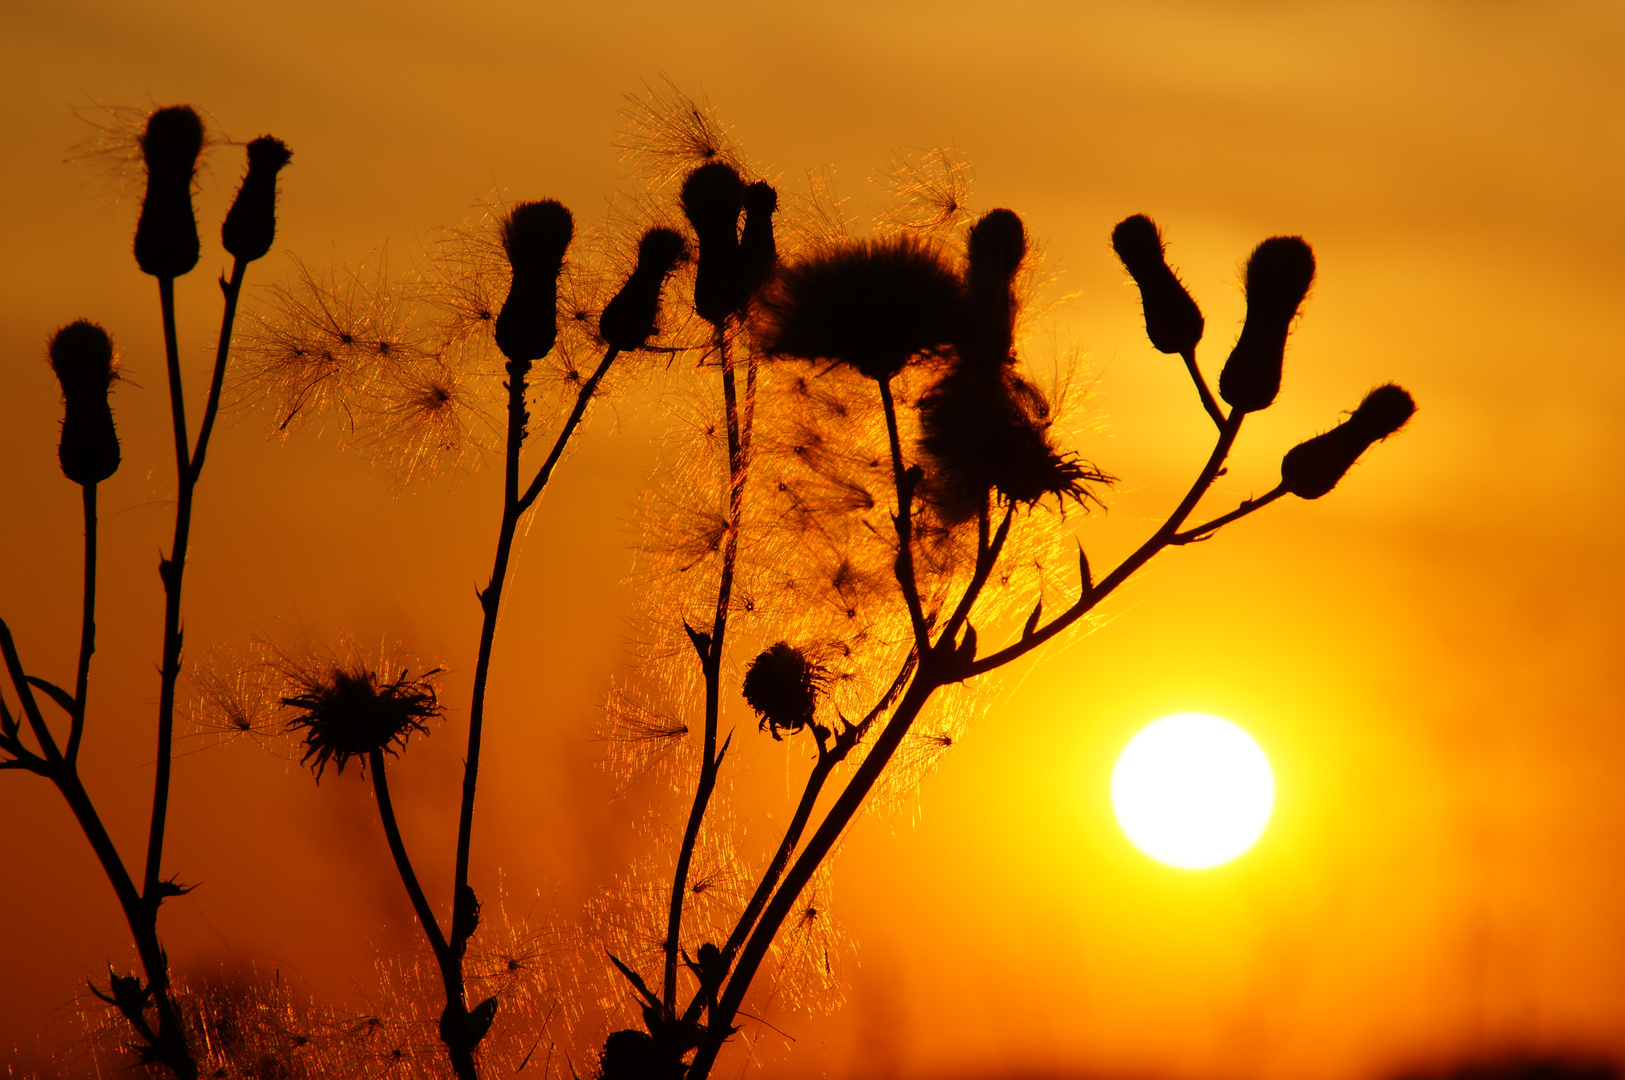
2 1 1623 1077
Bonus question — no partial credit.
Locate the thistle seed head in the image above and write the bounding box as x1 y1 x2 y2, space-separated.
1219 236 1315 413
1111 214 1204 355
739 179 780 297
598 227 688 351
681 162 748 325
957 208 1028 368
282 663 443 779
49 320 121 486
134 105 204 278
1280 383 1415 499
742 642 828 741
756 236 962 381
221 135 292 263
495 200 574 364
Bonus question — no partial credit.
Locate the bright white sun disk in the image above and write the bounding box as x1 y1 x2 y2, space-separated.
1111 713 1274 870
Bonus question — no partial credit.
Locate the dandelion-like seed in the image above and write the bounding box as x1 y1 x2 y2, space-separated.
618 80 742 189
281 663 443 779
876 148 974 237
756 236 962 381
370 353 493 482
741 643 829 740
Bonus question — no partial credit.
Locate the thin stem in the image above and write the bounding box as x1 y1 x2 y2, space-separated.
370 750 450 960
68 483 97 762
189 257 248 480
876 379 930 652
1171 484 1285 544
1181 347 1226 430
517 347 621 515
665 325 749 1012
938 504 1015 654
964 411 1244 678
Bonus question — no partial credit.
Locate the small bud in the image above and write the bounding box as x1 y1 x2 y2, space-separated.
742 643 827 741
49 321 121 486
598 228 688 351
957 208 1028 367
1280 383 1415 499
494 200 574 365
1111 214 1204 355
756 235 962 381
681 162 747 325
221 136 292 263
1218 236 1316 413
133 106 204 278
739 180 780 299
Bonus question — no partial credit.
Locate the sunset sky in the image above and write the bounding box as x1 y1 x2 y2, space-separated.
3 2 1624 1078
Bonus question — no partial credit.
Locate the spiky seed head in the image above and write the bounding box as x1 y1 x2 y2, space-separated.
742 643 827 741
1281 383 1415 499
1218 236 1316 413
49 321 121 486
495 200 574 364
1111 214 1205 355
599 227 688 350
221 136 292 263
134 106 204 278
282 664 443 780
757 236 963 381
918 366 1113 522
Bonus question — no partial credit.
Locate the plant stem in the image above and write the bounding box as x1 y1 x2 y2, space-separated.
1181 347 1227 429
67 483 97 762
877 379 930 651
1171 484 1285 544
370 750 450 960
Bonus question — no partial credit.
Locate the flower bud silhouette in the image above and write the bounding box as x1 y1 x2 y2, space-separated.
133 106 204 278
220 136 292 263
742 643 828 741
1280 383 1415 498
919 366 1111 522
957 208 1027 367
495 200 574 365
1111 214 1204 355
1219 236 1315 413
739 180 779 298
681 162 747 325
757 236 962 381
49 320 121 486
598 227 688 351
282 664 443 779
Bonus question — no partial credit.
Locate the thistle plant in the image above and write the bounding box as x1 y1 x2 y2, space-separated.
1 105 291 1078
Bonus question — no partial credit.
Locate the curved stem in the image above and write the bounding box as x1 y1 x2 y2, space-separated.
1180 347 1226 430
1171 484 1285 544
370 750 450 960
67 483 97 762
876 379 930 651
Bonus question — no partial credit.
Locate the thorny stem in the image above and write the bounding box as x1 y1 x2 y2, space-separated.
1181 347 1227 430
68 483 97 762
665 324 754 1013
440 343 623 1068
1172 484 1286 544
877 379 930 652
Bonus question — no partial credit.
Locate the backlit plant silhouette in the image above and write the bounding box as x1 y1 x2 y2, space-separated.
3 89 1415 1080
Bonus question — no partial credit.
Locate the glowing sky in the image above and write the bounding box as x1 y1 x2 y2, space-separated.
2 2 1624 1078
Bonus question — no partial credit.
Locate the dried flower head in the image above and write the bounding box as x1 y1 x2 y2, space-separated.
1219 236 1316 414
495 199 574 365
282 662 443 779
741 643 829 740
599 227 689 351
134 105 204 278
49 320 121 486
1111 213 1204 356
221 135 293 264
756 236 962 381
918 366 1112 522
1281 383 1416 498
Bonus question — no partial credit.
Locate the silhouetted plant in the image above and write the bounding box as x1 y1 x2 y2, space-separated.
1 104 291 1078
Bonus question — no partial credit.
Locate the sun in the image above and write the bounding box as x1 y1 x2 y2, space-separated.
1111 713 1275 870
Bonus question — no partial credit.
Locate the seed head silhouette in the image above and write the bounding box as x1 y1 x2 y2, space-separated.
221 136 292 263
1111 213 1204 355
681 162 748 325
957 208 1028 368
1219 235 1316 413
134 105 204 278
1281 382 1415 498
740 179 780 298
495 200 574 365
741 642 828 741
757 235 962 381
599 227 689 351
282 664 443 780
48 320 121 486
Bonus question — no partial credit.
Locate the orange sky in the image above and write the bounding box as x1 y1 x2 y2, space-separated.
3 2 1624 1078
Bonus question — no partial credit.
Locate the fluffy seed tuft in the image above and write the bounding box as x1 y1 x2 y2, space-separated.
741 643 828 740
